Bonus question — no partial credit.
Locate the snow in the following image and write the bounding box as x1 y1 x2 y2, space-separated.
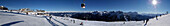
1 10 170 26
147 14 170 26
51 14 170 26
52 16 144 26
0 11 52 26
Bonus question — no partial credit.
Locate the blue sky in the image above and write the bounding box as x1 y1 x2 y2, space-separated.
0 0 170 13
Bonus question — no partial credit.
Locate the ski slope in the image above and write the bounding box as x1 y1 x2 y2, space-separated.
0 11 144 26
1 11 169 26
0 11 82 26
52 14 170 26
0 11 52 26
52 16 144 26
147 14 170 26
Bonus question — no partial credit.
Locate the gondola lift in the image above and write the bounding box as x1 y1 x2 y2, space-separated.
81 3 85 8
81 0 86 8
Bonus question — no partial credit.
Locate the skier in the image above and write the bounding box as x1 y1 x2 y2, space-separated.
73 20 75 23
80 22 83 26
159 15 162 17
156 15 158 20
123 15 128 24
49 14 52 20
26 12 28 15
144 18 150 26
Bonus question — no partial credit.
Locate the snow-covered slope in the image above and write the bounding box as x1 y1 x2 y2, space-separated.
52 16 144 26
0 11 82 26
1 11 169 26
147 14 170 26
0 11 52 26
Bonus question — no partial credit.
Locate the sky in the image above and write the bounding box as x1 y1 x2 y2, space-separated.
0 0 170 14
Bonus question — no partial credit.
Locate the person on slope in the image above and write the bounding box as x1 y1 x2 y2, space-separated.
144 18 150 26
123 16 128 24
159 15 162 17
26 12 28 15
80 22 83 26
156 15 158 20
70 19 76 23
49 14 52 20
